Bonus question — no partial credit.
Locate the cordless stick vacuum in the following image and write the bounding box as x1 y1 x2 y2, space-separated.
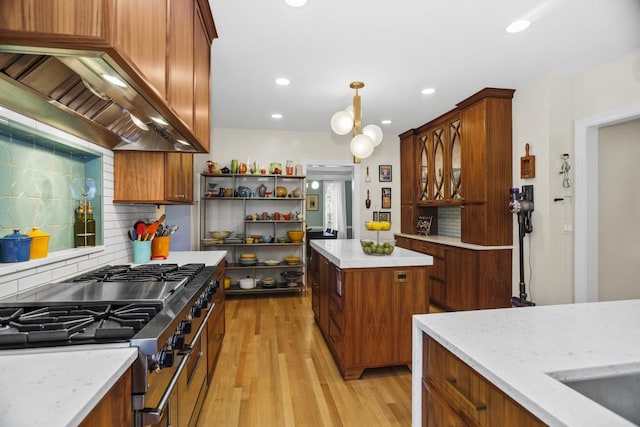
508 185 536 307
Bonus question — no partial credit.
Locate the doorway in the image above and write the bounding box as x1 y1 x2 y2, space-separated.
303 162 360 240
574 101 640 302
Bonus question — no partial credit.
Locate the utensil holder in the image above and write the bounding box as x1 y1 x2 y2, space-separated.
132 240 152 264
151 236 170 260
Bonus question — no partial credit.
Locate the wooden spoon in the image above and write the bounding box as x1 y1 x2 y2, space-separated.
158 213 166 224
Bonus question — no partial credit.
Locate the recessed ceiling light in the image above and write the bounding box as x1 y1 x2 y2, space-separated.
506 20 530 33
421 88 436 95
129 112 149 130
272 113 283 119
151 117 169 126
275 77 290 86
381 119 392 125
284 0 307 7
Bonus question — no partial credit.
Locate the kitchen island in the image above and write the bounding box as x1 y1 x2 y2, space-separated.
310 239 432 379
413 299 640 426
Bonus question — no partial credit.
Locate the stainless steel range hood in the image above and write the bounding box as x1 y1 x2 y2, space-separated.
0 47 202 152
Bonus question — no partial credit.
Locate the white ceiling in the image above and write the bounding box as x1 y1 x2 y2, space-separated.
209 0 640 137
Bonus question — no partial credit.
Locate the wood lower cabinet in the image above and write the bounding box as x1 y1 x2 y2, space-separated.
422 335 545 427
314 251 429 379
114 151 193 204
79 367 132 427
409 238 511 311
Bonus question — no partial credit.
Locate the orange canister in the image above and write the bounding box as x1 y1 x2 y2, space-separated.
151 236 171 260
27 227 50 259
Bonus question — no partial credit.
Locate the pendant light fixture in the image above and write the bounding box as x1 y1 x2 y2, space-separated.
330 81 383 163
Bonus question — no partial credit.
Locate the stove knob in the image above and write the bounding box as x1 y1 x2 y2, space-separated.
171 334 186 351
159 349 174 368
148 358 160 373
190 305 201 318
197 296 209 310
179 319 192 334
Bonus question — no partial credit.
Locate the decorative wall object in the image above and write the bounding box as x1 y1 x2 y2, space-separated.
307 194 319 211
379 165 392 182
416 215 433 235
520 143 536 179
378 211 391 222
381 187 391 209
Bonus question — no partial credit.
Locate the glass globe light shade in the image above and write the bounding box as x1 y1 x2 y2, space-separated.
362 124 383 147
331 111 353 135
344 104 354 119
350 134 375 159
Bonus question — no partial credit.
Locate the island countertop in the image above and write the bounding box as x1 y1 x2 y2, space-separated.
310 239 433 269
412 299 640 426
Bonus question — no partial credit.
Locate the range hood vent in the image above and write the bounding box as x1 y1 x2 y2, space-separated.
0 51 200 152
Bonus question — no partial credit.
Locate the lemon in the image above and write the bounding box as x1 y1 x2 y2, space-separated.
380 221 391 231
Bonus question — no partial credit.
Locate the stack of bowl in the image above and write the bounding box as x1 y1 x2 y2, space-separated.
239 253 257 265
287 230 305 243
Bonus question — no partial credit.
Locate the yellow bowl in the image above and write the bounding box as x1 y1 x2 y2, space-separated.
240 253 256 259
283 256 301 265
287 230 305 242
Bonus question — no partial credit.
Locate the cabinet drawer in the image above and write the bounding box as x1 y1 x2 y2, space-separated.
425 336 545 427
328 314 343 358
411 240 446 258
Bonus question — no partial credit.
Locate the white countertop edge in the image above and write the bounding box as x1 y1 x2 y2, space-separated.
0 246 105 277
139 250 227 267
310 239 432 269
0 345 138 427
394 233 513 250
412 305 640 427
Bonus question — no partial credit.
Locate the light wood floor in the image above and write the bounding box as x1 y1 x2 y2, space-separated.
197 292 412 427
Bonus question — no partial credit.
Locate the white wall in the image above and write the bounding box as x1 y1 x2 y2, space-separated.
511 50 640 305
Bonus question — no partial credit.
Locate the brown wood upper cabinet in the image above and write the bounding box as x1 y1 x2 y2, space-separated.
114 152 194 204
399 88 514 246
0 0 216 153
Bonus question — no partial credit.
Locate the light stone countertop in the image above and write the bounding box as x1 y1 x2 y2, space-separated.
0 345 138 427
310 239 433 269
411 299 640 426
394 233 513 250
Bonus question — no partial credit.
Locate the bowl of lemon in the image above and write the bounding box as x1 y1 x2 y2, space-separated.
364 221 391 231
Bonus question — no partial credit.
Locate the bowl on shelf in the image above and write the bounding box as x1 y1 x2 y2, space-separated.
281 270 303 287
283 256 301 265
276 237 287 243
263 259 280 266
240 253 256 259
275 186 287 198
209 230 232 240
261 276 277 288
287 230 305 242
239 258 258 266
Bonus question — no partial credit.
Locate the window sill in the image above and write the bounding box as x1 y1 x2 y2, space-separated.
0 246 105 278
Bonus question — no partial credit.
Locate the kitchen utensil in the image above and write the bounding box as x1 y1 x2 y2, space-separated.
132 240 151 263
280 271 303 287
263 259 280 266
283 256 301 265
365 190 371 208
168 224 179 235
151 235 170 259
224 276 232 289
144 222 159 240
129 230 135 241
158 213 166 224
287 230 305 242
0 229 32 263
210 231 232 240
239 277 256 289
136 222 145 241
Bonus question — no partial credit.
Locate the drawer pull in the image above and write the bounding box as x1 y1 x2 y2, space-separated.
445 377 487 411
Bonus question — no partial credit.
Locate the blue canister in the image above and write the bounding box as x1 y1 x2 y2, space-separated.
0 229 32 263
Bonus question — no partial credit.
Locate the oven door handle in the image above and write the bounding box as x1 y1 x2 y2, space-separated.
140 353 189 426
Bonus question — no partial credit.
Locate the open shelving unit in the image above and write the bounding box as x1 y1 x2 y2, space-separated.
200 173 306 295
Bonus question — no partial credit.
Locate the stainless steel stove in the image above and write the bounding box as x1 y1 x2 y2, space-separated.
0 262 223 426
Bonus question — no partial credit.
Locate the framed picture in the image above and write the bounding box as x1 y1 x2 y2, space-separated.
381 187 391 209
379 165 392 182
307 194 319 211
378 211 391 222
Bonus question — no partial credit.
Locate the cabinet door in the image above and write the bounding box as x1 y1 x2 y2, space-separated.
448 118 462 200
193 4 211 151
165 153 193 202
167 0 195 128
425 388 469 427
113 0 167 98
114 151 166 203
318 255 331 338
391 268 428 363
79 367 132 427
444 247 477 311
